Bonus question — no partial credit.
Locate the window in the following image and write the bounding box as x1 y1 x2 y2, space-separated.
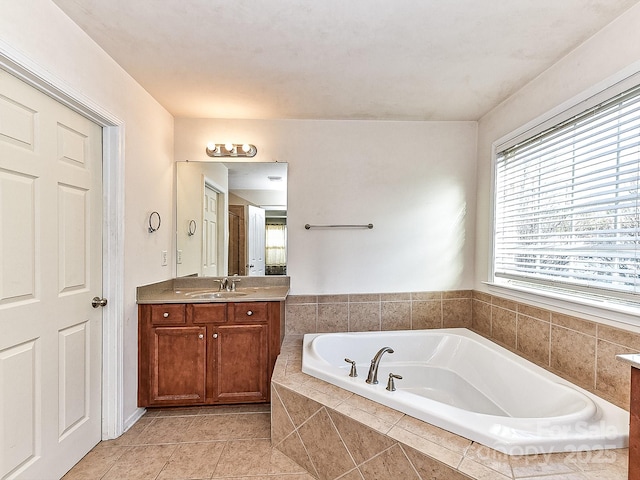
265 223 287 267
493 84 640 304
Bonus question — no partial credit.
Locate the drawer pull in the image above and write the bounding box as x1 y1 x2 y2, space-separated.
246 310 253 316
163 312 169 318
213 333 218 339
198 334 204 339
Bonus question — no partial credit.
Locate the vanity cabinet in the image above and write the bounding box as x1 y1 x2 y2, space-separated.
138 301 281 407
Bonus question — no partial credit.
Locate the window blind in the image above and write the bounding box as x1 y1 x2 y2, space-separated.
494 84 640 300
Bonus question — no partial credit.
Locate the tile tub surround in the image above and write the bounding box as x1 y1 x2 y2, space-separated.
272 336 628 480
285 289 639 411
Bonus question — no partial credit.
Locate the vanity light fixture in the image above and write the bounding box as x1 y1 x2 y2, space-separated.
205 142 257 158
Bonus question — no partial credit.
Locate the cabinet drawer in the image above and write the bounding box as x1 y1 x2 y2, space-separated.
231 302 269 323
150 304 186 325
190 303 227 324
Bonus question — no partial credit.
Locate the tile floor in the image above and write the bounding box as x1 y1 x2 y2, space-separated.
63 404 314 480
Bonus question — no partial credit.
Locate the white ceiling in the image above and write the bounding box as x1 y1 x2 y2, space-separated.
53 0 639 121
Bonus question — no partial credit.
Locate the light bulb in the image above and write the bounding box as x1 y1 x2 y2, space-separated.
242 144 251 153
225 143 234 152
206 142 217 152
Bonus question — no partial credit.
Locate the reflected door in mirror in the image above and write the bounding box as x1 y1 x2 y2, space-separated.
228 205 246 276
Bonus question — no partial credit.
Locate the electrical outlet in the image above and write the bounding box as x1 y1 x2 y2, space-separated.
161 250 168 266
177 249 183 264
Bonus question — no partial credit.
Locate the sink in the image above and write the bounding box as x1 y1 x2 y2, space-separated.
187 291 248 299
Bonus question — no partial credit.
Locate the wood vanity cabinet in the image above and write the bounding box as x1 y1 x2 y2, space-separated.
138 301 281 407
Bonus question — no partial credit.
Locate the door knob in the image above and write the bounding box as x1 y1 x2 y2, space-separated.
91 297 108 308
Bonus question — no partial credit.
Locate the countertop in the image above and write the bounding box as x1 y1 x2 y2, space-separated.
616 353 640 369
137 276 290 304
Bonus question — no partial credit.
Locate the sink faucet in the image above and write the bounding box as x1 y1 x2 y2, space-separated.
365 347 394 384
219 278 228 291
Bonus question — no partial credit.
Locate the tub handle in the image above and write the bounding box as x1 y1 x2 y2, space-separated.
386 373 403 392
344 358 358 377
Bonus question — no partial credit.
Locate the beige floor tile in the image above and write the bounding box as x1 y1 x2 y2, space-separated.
135 416 197 445
156 441 226 480
62 446 129 479
212 439 307 477
102 444 177 480
186 412 271 441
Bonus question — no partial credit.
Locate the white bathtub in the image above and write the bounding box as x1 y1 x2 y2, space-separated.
301 328 629 455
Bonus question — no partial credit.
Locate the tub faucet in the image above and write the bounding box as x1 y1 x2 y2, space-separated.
366 347 394 384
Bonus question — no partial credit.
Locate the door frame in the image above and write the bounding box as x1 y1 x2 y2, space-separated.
0 41 126 439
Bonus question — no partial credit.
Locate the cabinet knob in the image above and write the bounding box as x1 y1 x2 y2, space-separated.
198 334 204 339
212 333 218 339
163 312 169 318
246 310 253 316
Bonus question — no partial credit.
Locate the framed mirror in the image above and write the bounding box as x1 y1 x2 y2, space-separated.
176 161 287 277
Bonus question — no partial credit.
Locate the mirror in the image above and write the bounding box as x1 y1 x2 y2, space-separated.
176 161 288 277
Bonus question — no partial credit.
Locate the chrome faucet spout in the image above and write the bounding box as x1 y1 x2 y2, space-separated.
365 347 394 384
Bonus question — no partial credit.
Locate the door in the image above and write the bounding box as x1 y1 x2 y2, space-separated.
202 184 219 276
228 205 246 276
247 205 265 275
0 70 103 479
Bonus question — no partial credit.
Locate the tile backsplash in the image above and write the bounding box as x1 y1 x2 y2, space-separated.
285 290 637 410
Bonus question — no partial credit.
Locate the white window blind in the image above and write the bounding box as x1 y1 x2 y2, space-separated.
494 84 640 301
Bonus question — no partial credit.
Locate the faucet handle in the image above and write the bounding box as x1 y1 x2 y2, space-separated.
230 278 241 291
386 373 403 392
344 358 358 377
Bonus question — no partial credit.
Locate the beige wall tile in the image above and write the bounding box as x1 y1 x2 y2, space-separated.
285 304 317 335
491 307 517 348
286 295 318 305
349 302 381 331
492 297 517 311
598 324 640 351
381 301 412 330
358 444 421 479
596 340 633 410
317 303 348 332
412 291 442 301
318 294 348 304
349 293 381 303
403 445 471 479
271 386 296 446
517 304 551 322
443 299 472 328
275 432 319 479
443 290 473 299
297 408 357 479
328 410 396 465
472 299 491 336
381 292 412 301
552 312 597 337
473 291 491 302
550 326 596 388
274 384 323 428
412 300 442 329
517 315 550 366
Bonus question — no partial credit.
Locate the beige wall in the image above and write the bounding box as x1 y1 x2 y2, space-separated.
1 0 175 426
175 118 478 295
474 4 640 326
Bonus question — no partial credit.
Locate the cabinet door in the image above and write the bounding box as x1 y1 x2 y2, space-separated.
150 326 207 405
213 324 268 403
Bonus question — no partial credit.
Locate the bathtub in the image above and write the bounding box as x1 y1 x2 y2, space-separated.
301 328 629 455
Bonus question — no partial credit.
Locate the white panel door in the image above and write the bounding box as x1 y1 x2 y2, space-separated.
202 184 218 276
0 69 103 479
247 205 265 276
